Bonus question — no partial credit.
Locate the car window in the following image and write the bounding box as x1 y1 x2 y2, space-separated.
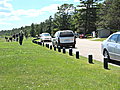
42 34 50 36
108 34 118 43
54 32 58 37
117 35 120 44
60 32 74 37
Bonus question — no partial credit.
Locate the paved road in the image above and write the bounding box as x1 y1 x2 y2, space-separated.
75 38 120 66
44 38 103 62
75 38 103 62
44 38 120 66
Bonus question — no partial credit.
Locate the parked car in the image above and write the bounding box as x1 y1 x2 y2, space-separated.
79 34 85 38
52 30 76 48
40 33 52 42
74 33 80 38
102 32 120 61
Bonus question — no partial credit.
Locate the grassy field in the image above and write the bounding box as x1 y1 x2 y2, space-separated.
0 38 120 90
91 38 107 41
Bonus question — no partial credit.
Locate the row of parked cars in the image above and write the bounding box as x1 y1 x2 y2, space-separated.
39 30 76 48
39 30 120 61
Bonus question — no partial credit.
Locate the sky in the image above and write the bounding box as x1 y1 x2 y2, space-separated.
0 0 80 31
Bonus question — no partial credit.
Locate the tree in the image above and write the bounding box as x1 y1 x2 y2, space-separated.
111 0 120 30
44 16 53 34
77 0 102 34
39 22 44 34
30 23 36 37
35 24 40 36
48 16 53 34
54 4 75 30
70 8 81 33
24 29 28 39
98 0 120 32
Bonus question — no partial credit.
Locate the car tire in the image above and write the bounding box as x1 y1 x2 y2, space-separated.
72 44 75 48
52 43 54 47
57 42 60 48
103 50 110 61
52 42 55 47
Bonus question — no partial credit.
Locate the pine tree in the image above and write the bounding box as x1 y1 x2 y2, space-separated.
30 23 36 37
98 0 120 31
77 0 101 34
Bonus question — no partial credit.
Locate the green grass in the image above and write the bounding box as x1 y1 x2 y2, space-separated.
0 37 120 90
92 38 107 41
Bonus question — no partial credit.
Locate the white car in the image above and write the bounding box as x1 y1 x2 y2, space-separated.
102 32 120 61
40 33 52 42
52 30 76 48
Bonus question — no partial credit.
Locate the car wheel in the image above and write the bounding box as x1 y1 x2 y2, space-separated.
72 44 75 48
52 42 55 47
103 50 110 61
57 42 60 48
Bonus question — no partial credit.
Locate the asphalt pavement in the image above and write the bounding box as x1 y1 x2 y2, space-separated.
75 38 103 62
44 38 103 62
43 38 120 66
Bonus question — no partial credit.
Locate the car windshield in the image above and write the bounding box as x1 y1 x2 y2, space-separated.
42 34 50 36
60 32 74 37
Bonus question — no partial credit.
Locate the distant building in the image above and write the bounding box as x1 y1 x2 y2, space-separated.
97 29 110 38
92 31 96 37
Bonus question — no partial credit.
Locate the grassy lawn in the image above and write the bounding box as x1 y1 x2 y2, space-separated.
93 38 107 41
0 37 120 90
91 38 107 41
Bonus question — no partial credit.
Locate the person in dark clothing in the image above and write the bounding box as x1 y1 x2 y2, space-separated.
19 30 24 45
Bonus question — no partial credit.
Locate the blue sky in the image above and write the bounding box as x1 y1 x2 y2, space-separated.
0 0 80 30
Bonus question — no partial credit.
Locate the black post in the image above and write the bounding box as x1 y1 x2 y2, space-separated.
54 46 56 51
47 44 49 48
38 42 42 45
104 57 108 69
50 45 52 50
88 55 93 63
40 42 42 45
46 44 47 47
43 42 44 47
69 48 72 56
36 41 38 44
76 51 79 59
63 47 66 54
34 41 37 44
32 40 34 43
58 46 61 52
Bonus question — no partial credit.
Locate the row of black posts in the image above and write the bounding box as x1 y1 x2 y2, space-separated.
32 39 109 70
57 46 80 59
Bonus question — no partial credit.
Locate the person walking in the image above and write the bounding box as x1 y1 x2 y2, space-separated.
19 30 24 45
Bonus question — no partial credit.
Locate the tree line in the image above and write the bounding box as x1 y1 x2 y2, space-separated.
0 0 120 37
